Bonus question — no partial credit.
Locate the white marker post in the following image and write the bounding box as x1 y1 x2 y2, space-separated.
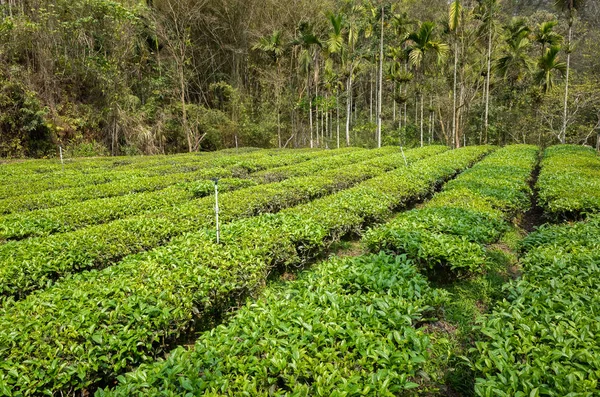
400 146 408 166
212 178 220 244
59 146 64 171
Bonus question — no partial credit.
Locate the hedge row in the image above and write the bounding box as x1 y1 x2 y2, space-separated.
250 145 398 182
536 144 600 218
0 147 390 241
0 147 262 182
364 145 539 276
0 148 270 199
0 148 346 213
100 253 448 396
471 216 600 396
0 145 490 395
0 146 447 301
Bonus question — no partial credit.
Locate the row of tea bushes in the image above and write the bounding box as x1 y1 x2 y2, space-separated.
364 145 539 276
99 253 447 396
0 147 264 188
0 146 491 395
536 144 600 218
471 216 600 395
0 148 347 212
0 147 393 241
0 148 268 198
0 147 447 301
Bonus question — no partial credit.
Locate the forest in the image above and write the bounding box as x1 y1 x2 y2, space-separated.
0 0 599 157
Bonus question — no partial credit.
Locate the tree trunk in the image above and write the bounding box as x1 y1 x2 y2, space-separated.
432 110 436 142
420 93 424 147
179 64 191 152
484 19 493 144
277 109 281 148
345 75 352 146
315 84 320 147
415 96 418 129
429 97 433 144
376 4 384 148
452 41 459 149
370 73 373 123
309 96 314 148
393 84 396 122
325 95 329 148
337 95 340 149
561 21 572 144
457 80 464 148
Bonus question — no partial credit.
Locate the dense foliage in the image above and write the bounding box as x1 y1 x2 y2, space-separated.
0 147 380 239
97 145 544 395
471 216 600 395
0 145 487 395
0 146 445 301
1 0 599 157
98 253 448 396
364 145 538 275
536 144 600 218
0 148 347 213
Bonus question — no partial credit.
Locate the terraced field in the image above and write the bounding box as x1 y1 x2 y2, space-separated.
1 145 598 396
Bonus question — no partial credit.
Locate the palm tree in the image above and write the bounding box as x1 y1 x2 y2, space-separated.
555 0 586 144
535 46 567 93
449 0 462 148
496 19 532 85
293 23 322 148
325 13 345 148
376 4 385 148
406 21 449 147
476 0 499 144
534 20 563 56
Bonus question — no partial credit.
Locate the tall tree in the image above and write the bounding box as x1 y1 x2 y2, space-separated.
449 0 462 148
406 21 449 147
555 0 586 144
535 20 563 56
294 23 322 148
536 46 567 93
376 4 384 148
476 0 499 144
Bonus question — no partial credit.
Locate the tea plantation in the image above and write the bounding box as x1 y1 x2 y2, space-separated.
0 145 598 396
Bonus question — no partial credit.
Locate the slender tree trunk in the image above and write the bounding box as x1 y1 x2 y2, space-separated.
452 40 459 149
308 74 314 148
420 93 424 147
393 84 396 122
561 21 572 144
325 95 329 148
309 97 314 148
370 73 373 123
415 96 418 130
458 81 464 147
337 95 340 149
277 109 281 148
432 110 436 142
315 85 320 147
429 97 433 143
345 75 352 146
376 4 384 148
484 20 493 144
179 64 191 152
398 104 402 130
